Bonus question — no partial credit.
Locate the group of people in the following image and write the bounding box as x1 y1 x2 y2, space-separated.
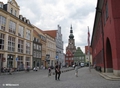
1 67 13 74
53 62 78 81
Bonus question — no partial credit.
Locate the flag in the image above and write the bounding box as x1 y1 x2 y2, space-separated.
88 26 90 46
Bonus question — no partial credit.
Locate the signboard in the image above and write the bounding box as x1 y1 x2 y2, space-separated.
56 56 58 59
2 58 6 62
46 54 50 61
16 57 18 61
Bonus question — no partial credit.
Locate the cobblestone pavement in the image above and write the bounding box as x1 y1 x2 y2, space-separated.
0 67 120 88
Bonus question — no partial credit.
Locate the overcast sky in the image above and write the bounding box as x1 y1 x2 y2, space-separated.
1 0 97 53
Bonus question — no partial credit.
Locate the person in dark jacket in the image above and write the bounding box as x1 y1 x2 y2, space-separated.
55 62 61 80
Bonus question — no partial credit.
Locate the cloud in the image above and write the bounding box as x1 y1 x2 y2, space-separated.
1 0 97 53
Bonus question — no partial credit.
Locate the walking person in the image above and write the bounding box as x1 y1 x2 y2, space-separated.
55 62 61 80
57 65 61 80
75 64 78 77
48 66 51 77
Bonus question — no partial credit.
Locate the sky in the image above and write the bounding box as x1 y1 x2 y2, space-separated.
1 0 97 53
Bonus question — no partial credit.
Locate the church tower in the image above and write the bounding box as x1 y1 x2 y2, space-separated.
66 25 76 55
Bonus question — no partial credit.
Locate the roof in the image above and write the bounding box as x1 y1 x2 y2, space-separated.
43 30 57 38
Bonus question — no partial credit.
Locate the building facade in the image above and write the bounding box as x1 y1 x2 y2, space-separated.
33 30 42 69
43 25 64 66
85 46 92 66
91 0 120 76
33 26 46 69
74 47 85 65
65 50 73 67
56 25 64 66
43 32 56 68
0 0 33 70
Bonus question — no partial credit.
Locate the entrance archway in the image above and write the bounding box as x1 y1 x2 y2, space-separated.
106 38 113 72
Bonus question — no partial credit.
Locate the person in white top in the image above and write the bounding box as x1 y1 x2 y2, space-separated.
75 64 78 77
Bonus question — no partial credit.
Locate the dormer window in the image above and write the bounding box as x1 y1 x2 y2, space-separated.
19 15 23 20
22 17 26 22
15 10 17 16
11 8 13 14
26 20 30 24
0 3 3 8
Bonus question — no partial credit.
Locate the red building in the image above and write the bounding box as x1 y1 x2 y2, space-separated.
65 50 74 66
91 0 120 76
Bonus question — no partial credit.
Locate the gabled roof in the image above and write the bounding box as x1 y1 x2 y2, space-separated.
43 30 57 38
66 49 72 54
8 0 19 8
74 47 85 57
32 25 45 34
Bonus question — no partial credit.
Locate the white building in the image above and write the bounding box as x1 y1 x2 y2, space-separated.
56 25 64 66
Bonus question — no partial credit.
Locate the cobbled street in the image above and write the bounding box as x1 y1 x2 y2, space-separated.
0 67 120 88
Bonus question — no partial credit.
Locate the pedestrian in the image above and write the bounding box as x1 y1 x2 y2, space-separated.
75 64 78 77
48 67 51 77
55 62 61 80
9 68 13 75
57 64 61 80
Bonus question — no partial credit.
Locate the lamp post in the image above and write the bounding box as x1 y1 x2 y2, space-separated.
0 57 1 75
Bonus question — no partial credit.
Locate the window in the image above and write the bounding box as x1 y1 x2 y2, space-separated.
26 42 30 54
36 51 39 58
11 8 13 14
9 21 16 34
26 29 31 40
34 43 37 49
0 3 3 8
17 56 23 69
38 45 41 51
66 58 68 60
36 51 41 58
8 36 15 52
0 33 4 50
18 39 24 53
18 25 24 37
0 15 6 31
15 10 17 16
26 57 30 67
33 51 36 57
38 51 41 58
37 45 38 50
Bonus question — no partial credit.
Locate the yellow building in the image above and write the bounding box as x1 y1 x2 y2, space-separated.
0 0 33 70
44 31 56 68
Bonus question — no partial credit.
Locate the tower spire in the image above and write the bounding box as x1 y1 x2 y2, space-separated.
71 24 72 30
69 24 74 39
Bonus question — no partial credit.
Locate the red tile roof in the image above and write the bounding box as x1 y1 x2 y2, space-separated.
43 30 57 38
